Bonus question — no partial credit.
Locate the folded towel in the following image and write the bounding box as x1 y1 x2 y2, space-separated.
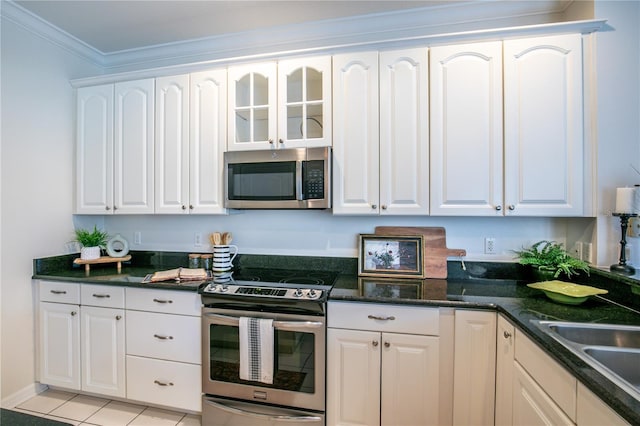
239 317 274 384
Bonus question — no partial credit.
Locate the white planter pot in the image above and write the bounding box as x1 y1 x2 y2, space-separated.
80 246 101 260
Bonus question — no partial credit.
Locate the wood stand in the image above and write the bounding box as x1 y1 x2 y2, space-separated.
73 255 132 275
375 227 466 279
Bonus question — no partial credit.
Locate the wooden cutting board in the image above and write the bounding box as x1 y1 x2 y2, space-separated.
374 226 466 279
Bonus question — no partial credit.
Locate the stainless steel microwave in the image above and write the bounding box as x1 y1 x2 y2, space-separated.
224 147 331 209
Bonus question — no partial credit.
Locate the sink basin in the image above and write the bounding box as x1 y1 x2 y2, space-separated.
546 322 640 349
532 320 640 401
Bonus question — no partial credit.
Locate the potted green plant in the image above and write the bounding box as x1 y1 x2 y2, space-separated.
74 226 109 260
514 240 590 280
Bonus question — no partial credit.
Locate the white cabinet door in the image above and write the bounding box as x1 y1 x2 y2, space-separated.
504 34 583 216
430 41 503 216
39 302 81 390
453 310 497 425
81 306 125 397
513 362 574 426
381 332 439 426
379 48 429 215
327 328 381 426
577 382 629 426
190 69 227 214
155 74 190 214
332 51 380 215
277 56 332 148
228 62 277 151
76 84 114 214
114 78 155 214
495 314 515 426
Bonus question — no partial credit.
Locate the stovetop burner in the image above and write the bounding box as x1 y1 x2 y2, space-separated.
199 268 339 303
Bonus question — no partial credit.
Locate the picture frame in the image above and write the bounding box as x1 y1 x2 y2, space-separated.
358 234 424 278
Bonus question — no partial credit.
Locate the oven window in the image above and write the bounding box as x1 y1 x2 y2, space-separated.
228 162 296 201
209 324 315 393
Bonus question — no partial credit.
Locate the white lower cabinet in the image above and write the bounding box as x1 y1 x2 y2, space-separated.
125 288 202 412
576 382 629 426
452 310 496 425
327 302 441 425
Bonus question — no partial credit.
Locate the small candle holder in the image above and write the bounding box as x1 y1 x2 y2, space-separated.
610 212 638 275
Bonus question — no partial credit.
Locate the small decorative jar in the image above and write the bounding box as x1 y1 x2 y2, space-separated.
188 253 201 269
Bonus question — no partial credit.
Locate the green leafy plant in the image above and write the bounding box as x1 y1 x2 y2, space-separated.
514 240 590 279
74 226 109 248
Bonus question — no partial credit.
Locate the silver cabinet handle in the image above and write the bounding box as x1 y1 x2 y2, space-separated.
50 290 67 295
113 206 118 211
154 334 174 340
279 138 284 144
92 294 110 298
495 205 502 211
372 341 379 347
503 331 512 339
71 311 77 316
181 205 186 210
384 341 391 348
189 205 194 210
368 315 396 321
381 205 387 210
154 380 174 386
153 298 173 304
105 206 111 211
508 205 515 210
371 204 377 209
116 315 122 320
268 139 274 144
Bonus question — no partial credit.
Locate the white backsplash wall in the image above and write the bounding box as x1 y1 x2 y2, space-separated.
80 212 585 263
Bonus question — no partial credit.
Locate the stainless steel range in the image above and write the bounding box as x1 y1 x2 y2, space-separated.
199 268 338 426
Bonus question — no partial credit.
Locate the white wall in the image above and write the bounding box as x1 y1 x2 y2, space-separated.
0 16 101 402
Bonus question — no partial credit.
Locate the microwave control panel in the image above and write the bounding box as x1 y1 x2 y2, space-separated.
303 160 325 200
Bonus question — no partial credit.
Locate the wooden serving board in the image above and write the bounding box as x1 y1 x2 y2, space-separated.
375 227 466 279
73 255 131 275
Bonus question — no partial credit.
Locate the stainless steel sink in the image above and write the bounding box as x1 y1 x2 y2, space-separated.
532 320 640 401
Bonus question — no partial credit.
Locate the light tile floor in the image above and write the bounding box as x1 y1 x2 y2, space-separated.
11 388 201 426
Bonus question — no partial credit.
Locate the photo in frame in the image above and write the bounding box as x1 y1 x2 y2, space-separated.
358 234 424 278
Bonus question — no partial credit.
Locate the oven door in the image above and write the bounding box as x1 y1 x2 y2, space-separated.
202 396 324 426
202 308 326 412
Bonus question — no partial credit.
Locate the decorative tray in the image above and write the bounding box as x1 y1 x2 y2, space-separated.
527 280 608 305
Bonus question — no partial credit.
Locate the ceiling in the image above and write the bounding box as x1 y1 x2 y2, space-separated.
15 0 452 54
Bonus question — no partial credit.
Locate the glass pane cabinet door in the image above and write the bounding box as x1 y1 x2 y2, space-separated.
228 63 277 151
278 56 332 148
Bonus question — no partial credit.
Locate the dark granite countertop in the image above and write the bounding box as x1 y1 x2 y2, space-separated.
32 252 640 424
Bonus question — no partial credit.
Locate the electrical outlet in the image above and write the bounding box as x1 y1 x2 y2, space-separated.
572 242 583 261
134 231 142 245
583 242 593 264
484 237 496 254
195 233 203 246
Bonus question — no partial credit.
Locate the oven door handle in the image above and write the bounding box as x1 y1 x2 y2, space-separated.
203 313 324 330
204 398 323 422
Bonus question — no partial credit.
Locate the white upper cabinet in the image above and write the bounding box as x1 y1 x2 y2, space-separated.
76 84 114 214
113 79 155 214
503 33 584 216
333 48 429 215
228 62 277 151
76 79 155 214
155 74 190 214
189 69 227 214
430 41 504 216
379 48 430 215
277 56 332 148
332 51 380 215
155 70 227 214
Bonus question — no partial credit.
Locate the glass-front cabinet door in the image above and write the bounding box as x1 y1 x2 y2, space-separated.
228 62 277 151
277 56 332 148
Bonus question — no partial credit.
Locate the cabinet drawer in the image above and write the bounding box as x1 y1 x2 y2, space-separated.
126 355 201 413
328 302 439 335
81 284 125 308
126 311 201 364
515 329 577 422
39 281 80 304
126 288 201 316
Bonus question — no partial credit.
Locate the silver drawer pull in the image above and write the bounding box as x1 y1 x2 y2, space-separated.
154 380 174 386
153 298 173 304
50 290 67 294
368 315 396 321
154 334 174 340
92 294 111 298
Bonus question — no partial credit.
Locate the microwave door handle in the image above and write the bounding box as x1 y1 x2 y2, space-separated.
203 313 323 329
296 160 304 200
204 398 323 422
